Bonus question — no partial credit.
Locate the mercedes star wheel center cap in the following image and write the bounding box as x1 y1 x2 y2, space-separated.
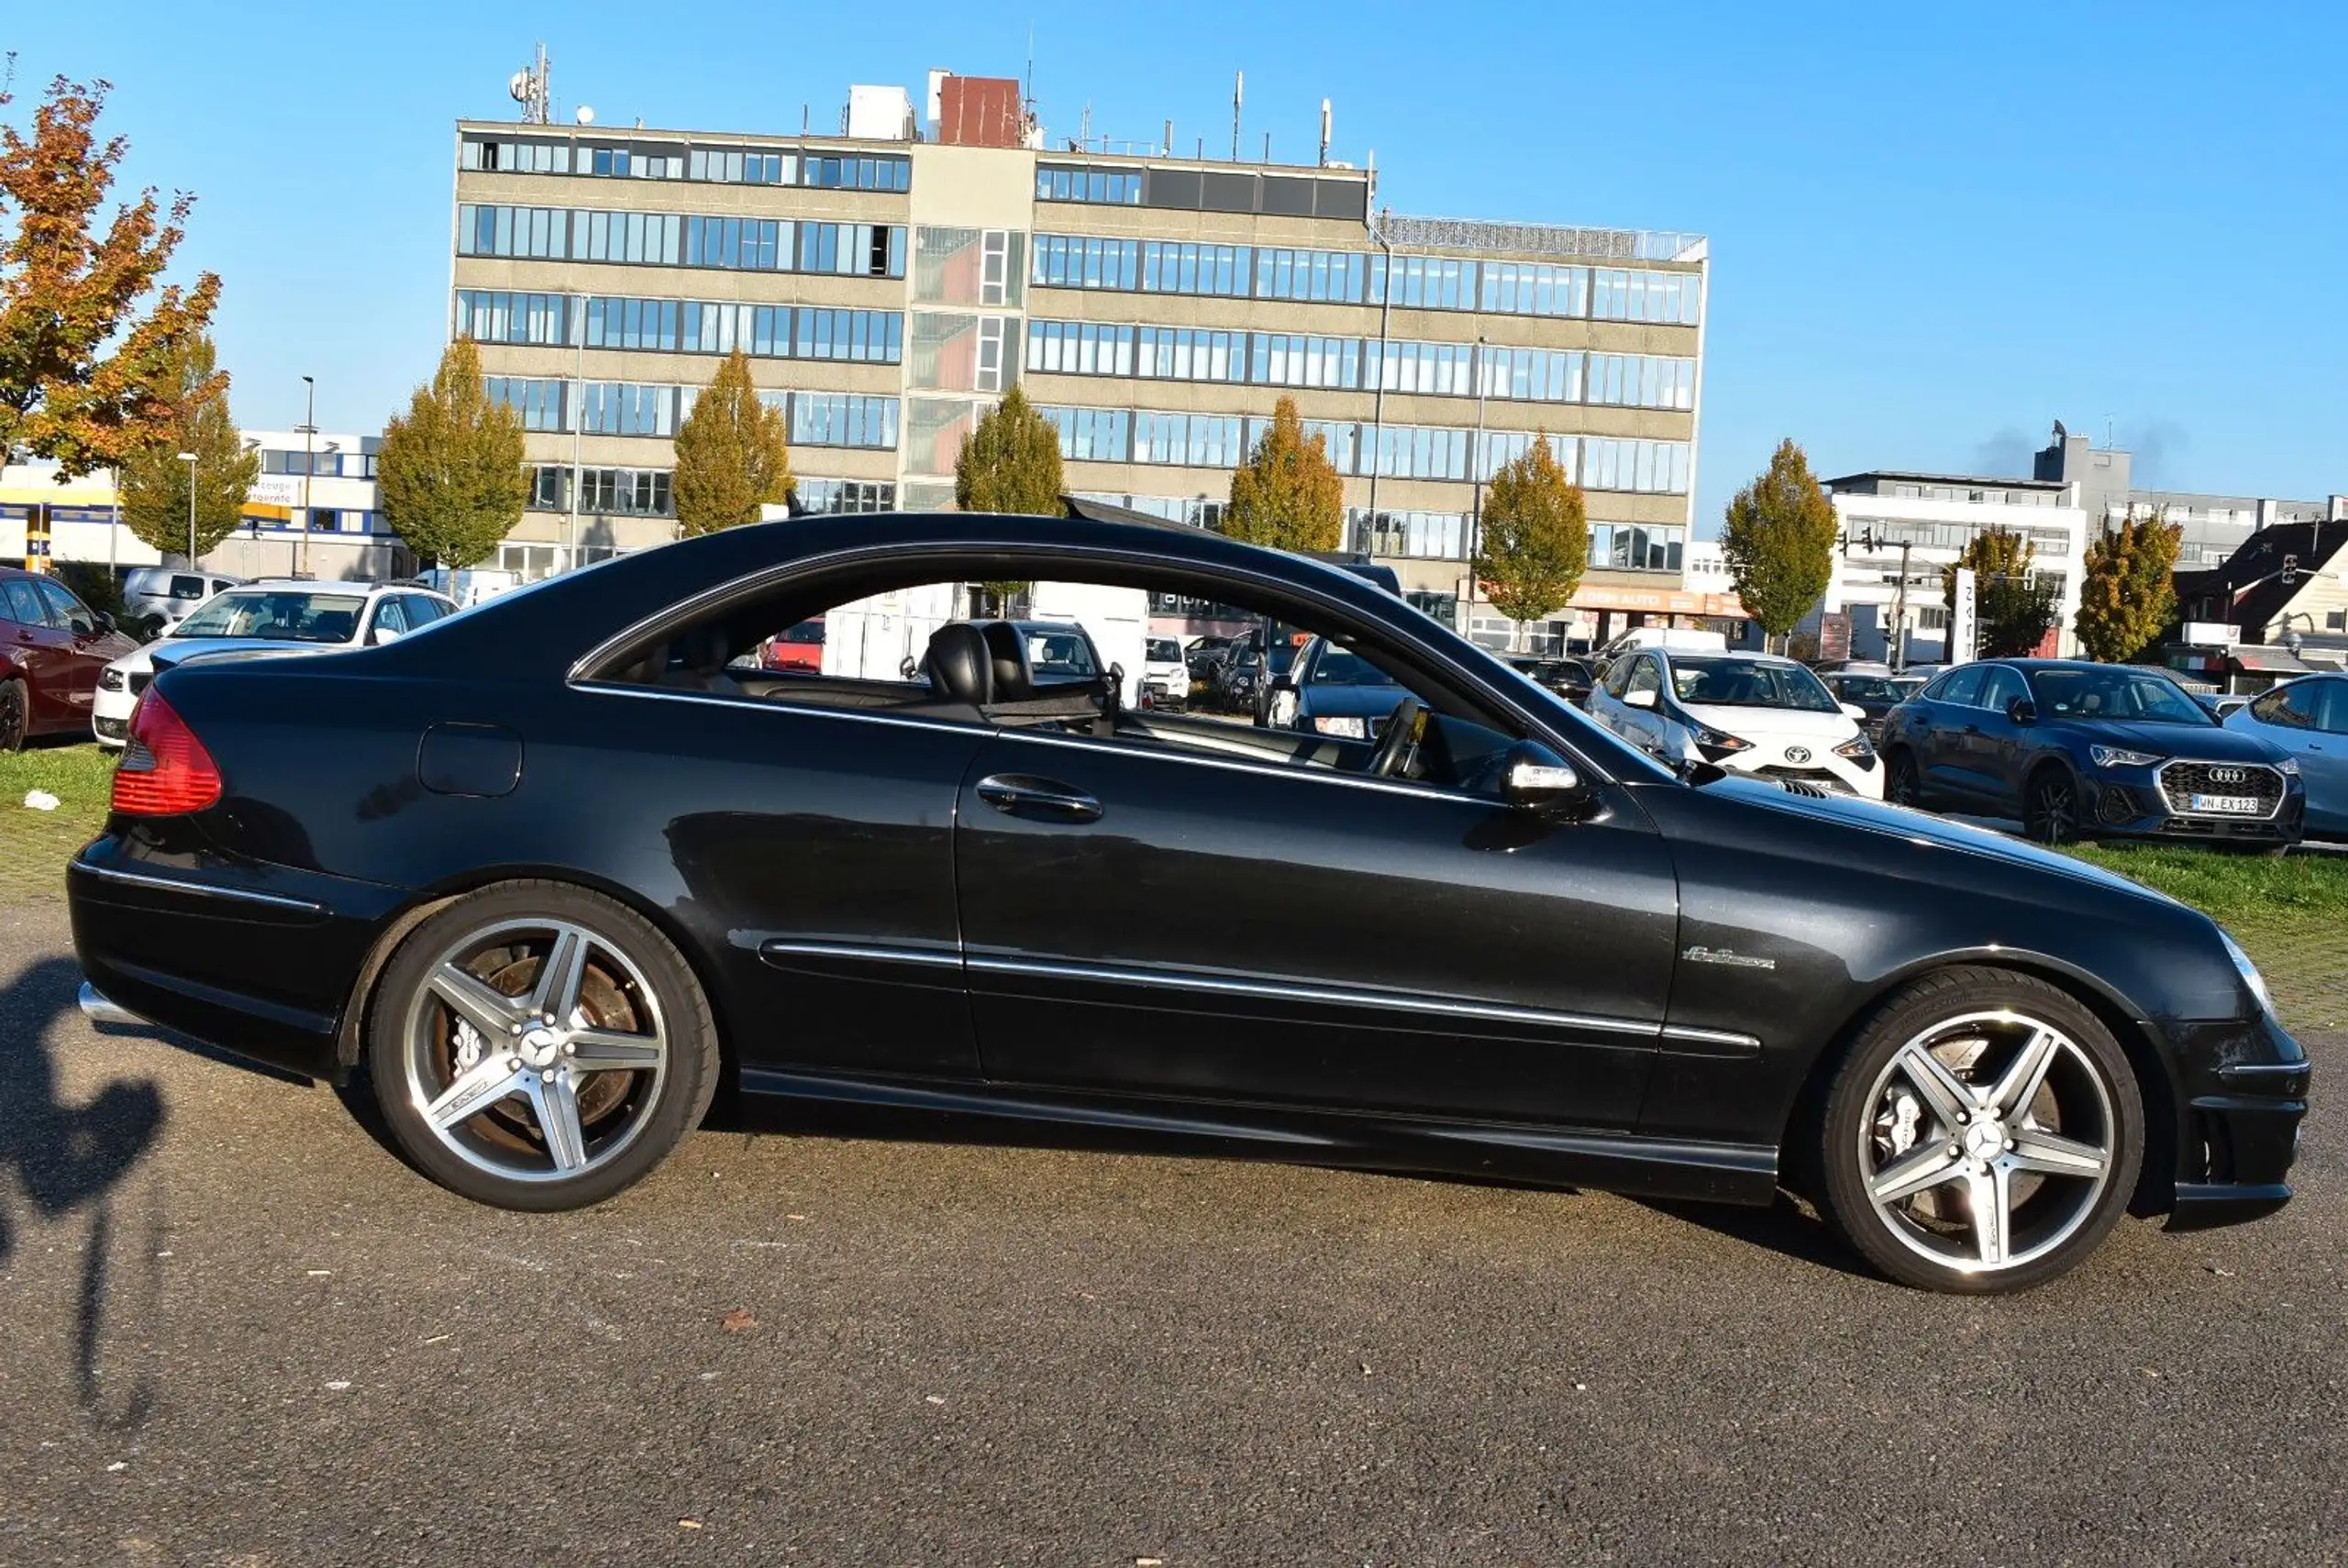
519 1026 562 1068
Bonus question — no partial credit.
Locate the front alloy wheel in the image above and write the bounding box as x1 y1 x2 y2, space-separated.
2025 768 2080 844
368 882 718 1209
0 679 27 753
1817 969 2142 1293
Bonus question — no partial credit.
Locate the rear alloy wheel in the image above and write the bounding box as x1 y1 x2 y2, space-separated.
2024 768 2080 845
0 679 27 753
1816 969 2142 1293
368 882 718 1210
1885 748 1924 808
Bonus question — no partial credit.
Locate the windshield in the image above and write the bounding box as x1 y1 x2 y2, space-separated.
2025 667 2215 725
1670 657 1841 712
173 590 369 644
1146 638 1182 663
780 620 825 645
1308 641 1401 687
1024 632 1096 678
1832 675 1908 702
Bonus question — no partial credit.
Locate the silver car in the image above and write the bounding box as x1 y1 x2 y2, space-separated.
121 567 246 637
2224 675 2348 839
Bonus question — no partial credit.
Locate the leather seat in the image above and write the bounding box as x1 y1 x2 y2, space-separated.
979 622 1033 700
923 624 993 708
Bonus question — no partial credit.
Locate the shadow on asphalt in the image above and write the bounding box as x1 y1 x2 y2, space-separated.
0 954 170 1430
1634 1192 1880 1282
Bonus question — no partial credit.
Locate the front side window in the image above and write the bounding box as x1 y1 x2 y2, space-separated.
32 578 95 635
1933 666 1985 707
1623 657 1662 701
2250 682 2321 731
1977 667 2029 714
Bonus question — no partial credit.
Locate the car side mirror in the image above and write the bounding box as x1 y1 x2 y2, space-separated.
900 655 919 680
371 625 403 646
94 611 116 633
2008 697 2036 724
1840 701 1867 721
1623 689 1657 710
1501 744 1590 817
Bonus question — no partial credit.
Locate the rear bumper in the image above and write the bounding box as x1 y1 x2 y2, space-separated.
69 836 408 1084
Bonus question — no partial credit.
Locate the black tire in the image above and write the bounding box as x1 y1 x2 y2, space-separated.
2023 766 2081 845
1885 747 1924 808
1813 967 2143 1294
366 880 720 1211
0 678 27 753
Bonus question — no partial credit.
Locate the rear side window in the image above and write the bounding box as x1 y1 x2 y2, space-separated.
170 575 206 600
1 580 43 627
1935 666 1985 707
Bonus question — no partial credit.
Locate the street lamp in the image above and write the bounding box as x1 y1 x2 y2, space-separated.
176 451 199 566
298 374 316 578
1468 335 1490 639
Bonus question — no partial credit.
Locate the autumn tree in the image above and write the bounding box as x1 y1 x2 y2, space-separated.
376 337 528 570
117 333 257 561
2073 507 2181 662
672 348 792 536
1225 395 1344 552
1472 436 1589 646
0 72 222 476
955 385 1064 608
1944 526 2060 658
1722 439 1839 649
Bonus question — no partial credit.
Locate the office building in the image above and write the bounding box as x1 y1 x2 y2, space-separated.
2033 422 2336 569
1816 470 2088 665
449 72 1708 642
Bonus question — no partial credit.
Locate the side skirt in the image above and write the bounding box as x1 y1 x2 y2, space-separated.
739 1068 1779 1206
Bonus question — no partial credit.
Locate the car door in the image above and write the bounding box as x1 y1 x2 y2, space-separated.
1915 665 1985 799
951 712 1680 1130
1966 666 2030 806
31 578 113 723
2235 679 2348 834
4 578 78 730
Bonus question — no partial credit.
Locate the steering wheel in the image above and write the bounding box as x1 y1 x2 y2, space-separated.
1366 695 1428 779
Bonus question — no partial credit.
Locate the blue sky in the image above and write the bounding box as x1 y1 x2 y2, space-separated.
9 0 2344 530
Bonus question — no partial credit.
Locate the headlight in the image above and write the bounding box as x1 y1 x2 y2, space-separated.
1684 720 1751 763
2275 756 2299 776
99 668 127 692
2219 928 2273 1015
2088 745 2164 768
1312 715 1368 739
1833 734 1875 761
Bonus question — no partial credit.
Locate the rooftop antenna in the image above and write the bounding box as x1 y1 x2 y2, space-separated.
507 41 550 126
1164 118 1173 156
1231 71 1243 161
2105 413 2116 448
1262 130 1271 162
1318 98 1332 167
1025 27 1035 109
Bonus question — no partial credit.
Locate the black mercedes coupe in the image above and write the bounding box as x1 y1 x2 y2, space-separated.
69 514 2309 1293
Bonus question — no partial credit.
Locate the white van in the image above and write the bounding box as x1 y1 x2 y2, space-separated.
1593 626 1729 667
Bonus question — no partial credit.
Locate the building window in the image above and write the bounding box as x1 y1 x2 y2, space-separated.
1349 508 1467 560
795 479 897 514
1251 333 1362 390
1479 262 1589 318
790 393 899 449
1591 268 1700 324
454 290 570 345
1255 248 1372 304
483 377 568 432
1027 320 1136 378
456 204 904 278
1036 165 1144 204
1039 406 1132 463
1589 523 1686 572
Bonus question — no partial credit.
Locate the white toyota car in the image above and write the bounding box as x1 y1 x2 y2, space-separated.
94 581 457 747
1585 646 1886 799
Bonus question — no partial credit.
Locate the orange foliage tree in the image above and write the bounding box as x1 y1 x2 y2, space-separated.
0 71 223 476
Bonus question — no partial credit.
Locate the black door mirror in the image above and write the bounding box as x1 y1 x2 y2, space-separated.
2007 696 2036 724
1501 743 1590 817
94 610 116 633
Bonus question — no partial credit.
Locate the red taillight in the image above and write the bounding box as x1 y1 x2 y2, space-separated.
112 691 223 816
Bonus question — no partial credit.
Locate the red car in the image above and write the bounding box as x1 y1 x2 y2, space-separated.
759 616 825 672
0 565 138 750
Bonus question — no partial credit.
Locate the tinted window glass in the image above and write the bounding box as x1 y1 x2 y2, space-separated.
372 599 410 637
2025 667 2211 725
1 580 45 627
33 578 94 635
402 596 447 624
170 575 206 600
1306 642 1400 687
1024 630 1096 679
1146 637 1182 663
2252 682 2320 731
2317 681 2348 736
1936 666 1985 707
176 590 370 644
1978 668 2028 713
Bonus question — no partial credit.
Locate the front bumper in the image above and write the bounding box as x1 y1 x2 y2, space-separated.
2160 1011 2308 1230
92 683 135 746
2079 767 2305 845
1712 747 1885 801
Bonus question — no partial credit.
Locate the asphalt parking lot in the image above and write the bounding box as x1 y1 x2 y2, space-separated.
2 900 2342 1566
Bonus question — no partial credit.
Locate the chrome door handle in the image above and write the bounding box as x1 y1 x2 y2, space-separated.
975 774 1102 823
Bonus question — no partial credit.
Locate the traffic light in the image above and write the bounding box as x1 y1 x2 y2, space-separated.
2282 554 2299 586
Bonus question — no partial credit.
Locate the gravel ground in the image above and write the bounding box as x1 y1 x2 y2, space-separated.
0 903 2341 1566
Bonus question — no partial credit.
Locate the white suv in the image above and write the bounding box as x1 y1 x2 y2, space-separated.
94 581 457 747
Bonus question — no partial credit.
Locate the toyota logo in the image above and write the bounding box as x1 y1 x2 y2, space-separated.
1784 745 1812 765
2209 767 2247 785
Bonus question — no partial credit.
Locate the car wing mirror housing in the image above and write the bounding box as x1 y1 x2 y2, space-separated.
1502 744 1592 817
1623 688 1657 710
2008 696 2036 724
1840 701 1867 721
371 625 403 646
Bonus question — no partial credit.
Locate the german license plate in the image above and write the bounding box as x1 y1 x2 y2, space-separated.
2187 793 2261 815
